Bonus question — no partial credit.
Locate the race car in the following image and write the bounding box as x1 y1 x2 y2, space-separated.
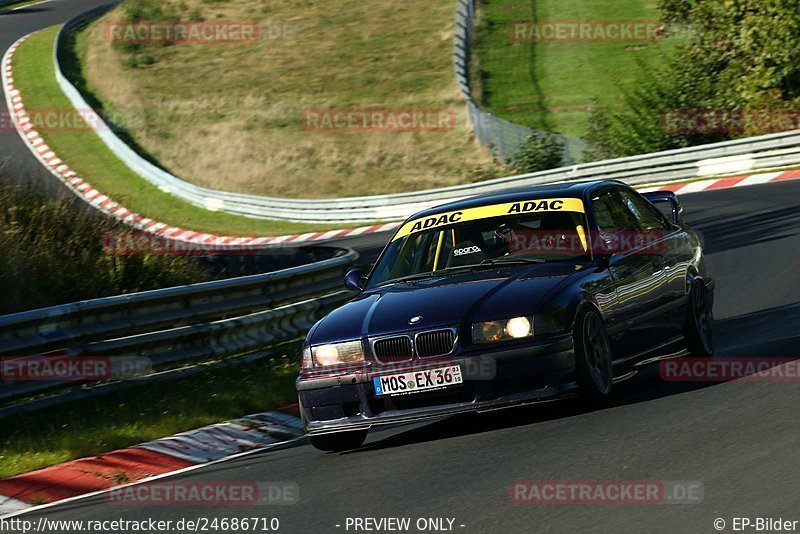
296 180 714 451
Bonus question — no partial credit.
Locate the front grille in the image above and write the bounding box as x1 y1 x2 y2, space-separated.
416 329 456 357
373 336 413 363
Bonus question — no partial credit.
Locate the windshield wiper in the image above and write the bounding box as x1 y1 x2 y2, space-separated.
379 259 544 287
479 257 546 266
386 272 447 285
382 264 486 286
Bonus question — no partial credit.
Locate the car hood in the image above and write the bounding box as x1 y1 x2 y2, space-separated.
309 263 581 344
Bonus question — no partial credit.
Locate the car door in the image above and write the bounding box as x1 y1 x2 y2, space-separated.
591 187 670 360
624 189 692 337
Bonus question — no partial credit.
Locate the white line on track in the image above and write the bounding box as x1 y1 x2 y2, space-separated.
0 0 57 16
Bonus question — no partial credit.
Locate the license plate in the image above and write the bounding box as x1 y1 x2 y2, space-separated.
372 365 463 397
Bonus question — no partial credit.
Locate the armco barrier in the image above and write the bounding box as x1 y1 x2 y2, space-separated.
0 247 357 356
0 246 358 403
0 292 350 404
50 4 800 225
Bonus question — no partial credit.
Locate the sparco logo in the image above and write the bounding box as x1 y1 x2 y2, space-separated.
453 246 481 256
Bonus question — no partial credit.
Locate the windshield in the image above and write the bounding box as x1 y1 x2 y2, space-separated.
367 202 589 289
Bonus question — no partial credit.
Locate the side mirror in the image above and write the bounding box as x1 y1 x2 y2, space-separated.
343 269 367 291
642 191 683 223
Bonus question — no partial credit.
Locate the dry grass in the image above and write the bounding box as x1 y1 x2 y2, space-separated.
15 27 335 237
0 175 211 314
80 0 501 199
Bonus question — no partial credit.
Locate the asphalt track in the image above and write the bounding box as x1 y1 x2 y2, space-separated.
4 2 800 533
0 0 104 195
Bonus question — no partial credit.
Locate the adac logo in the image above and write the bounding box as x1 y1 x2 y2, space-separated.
409 315 423 325
409 212 463 233
507 199 564 213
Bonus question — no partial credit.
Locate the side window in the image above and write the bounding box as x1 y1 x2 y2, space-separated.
592 190 639 231
620 190 671 231
593 192 617 230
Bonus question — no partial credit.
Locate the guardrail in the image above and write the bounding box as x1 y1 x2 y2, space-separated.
0 248 359 404
0 247 356 355
53 4 800 226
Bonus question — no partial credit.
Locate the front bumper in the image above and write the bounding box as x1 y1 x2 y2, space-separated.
297 334 575 435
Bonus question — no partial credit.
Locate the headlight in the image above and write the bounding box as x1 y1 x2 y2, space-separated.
472 316 533 343
301 346 313 369
506 316 532 338
310 340 365 367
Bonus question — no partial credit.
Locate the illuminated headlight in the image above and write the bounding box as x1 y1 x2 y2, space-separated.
506 316 532 338
310 340 365 367
472 316 533 343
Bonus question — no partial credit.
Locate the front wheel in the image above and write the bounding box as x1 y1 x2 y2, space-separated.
574 307 614 403
684 280 714 357
308 430 368 452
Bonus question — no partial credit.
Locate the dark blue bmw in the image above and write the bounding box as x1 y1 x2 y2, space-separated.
297 180 714 451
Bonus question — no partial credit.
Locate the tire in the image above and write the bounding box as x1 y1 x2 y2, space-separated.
574 307 614 403
684 279 714 357
308 430 368 452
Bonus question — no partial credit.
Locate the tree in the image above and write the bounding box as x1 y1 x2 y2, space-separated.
512 133 565 173
587 0 800 158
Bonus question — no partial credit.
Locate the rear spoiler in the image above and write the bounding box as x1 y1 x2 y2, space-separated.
642 190 683 222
